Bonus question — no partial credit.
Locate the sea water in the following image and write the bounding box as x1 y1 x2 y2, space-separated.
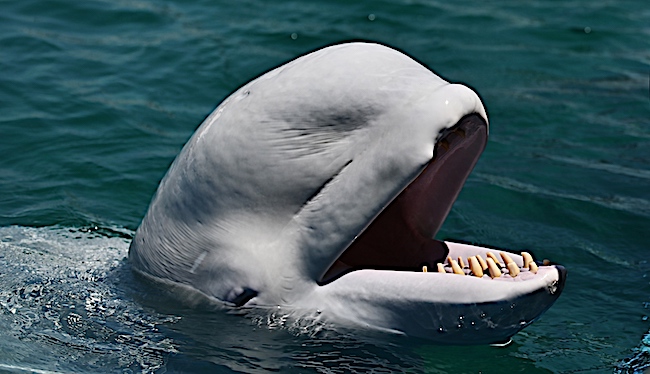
1 0 649 372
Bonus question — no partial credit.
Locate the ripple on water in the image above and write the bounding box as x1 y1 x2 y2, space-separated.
0 226 179 373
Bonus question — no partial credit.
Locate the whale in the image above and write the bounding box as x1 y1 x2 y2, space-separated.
129 42 566 345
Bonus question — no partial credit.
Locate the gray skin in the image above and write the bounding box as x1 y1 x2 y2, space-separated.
129 42 565 344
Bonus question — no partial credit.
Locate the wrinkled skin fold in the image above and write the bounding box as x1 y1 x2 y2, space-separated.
129 42 566 344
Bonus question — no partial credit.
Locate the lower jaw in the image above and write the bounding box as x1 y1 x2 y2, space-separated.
305 262 565 345
304 242 566 345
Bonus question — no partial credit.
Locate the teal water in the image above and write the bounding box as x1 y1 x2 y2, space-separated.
1 0 649 373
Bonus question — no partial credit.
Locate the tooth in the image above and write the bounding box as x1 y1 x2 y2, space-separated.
437 263 446 273
486 258 502 278
422 265 428 273
529 262 538 274
543 259 551 266
521 252 534 269
447 256 453 265
486 252 502 266
457 257 466 268
476 255 488 270
469 256 483 277
500 252 515 265
451 260 465 275
507 262 520 277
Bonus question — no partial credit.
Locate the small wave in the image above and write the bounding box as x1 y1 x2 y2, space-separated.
545 155 650 181
0 363 65 374
617 332 650 374
475 172 650 218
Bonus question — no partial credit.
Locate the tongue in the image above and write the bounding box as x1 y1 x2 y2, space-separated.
322 114 488 280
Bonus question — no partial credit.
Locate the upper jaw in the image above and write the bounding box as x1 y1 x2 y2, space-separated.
320 113 488 282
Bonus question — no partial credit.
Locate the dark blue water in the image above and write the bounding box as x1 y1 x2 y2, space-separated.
1 0 649 372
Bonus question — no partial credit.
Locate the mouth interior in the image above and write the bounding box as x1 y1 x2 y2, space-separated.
320 114 488 284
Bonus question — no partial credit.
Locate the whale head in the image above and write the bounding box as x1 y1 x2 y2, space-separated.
129 42 565 344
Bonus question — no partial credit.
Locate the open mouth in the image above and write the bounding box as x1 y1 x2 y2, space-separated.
320 114 558 285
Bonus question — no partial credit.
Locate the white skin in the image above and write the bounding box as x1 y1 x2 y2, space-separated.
129 43 565 344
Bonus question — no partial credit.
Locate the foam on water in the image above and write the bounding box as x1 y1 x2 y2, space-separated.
0 226 177 373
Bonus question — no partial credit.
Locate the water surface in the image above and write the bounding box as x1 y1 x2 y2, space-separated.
1 0 649 372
